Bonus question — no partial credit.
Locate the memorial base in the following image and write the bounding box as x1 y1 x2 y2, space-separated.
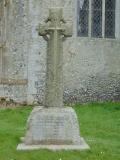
17 106 89 151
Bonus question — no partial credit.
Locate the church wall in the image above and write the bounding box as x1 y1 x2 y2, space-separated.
0 0 29 104
27 0 120 104
63 0 120 103
0 0 120 105
64 38 120 103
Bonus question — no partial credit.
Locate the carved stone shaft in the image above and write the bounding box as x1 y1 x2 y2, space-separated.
38 8 72 108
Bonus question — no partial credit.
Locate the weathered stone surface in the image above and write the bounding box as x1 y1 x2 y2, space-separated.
17 138 89 151
0 0 28 104
17 106 89 150
38 8 72 108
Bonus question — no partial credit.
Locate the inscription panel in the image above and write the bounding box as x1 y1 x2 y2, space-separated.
25 107 81 145
35 115 66 140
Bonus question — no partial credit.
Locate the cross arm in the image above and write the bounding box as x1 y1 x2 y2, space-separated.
62 24 73 37
38 24 48 36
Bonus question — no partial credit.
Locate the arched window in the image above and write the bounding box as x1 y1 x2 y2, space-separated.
78 0 116 38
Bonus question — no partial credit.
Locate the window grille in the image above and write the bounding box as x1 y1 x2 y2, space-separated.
77 0 116 38
105 0 116 38
78 0 89 36
91 0 102 37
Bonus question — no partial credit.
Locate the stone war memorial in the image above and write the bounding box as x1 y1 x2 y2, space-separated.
17 7 89 151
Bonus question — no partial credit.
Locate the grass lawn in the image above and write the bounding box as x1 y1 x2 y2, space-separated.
0 102 120 160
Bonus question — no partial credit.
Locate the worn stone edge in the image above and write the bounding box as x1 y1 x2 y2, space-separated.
17 138 90 151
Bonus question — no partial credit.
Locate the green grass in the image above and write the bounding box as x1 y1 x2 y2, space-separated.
0 102 120 160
